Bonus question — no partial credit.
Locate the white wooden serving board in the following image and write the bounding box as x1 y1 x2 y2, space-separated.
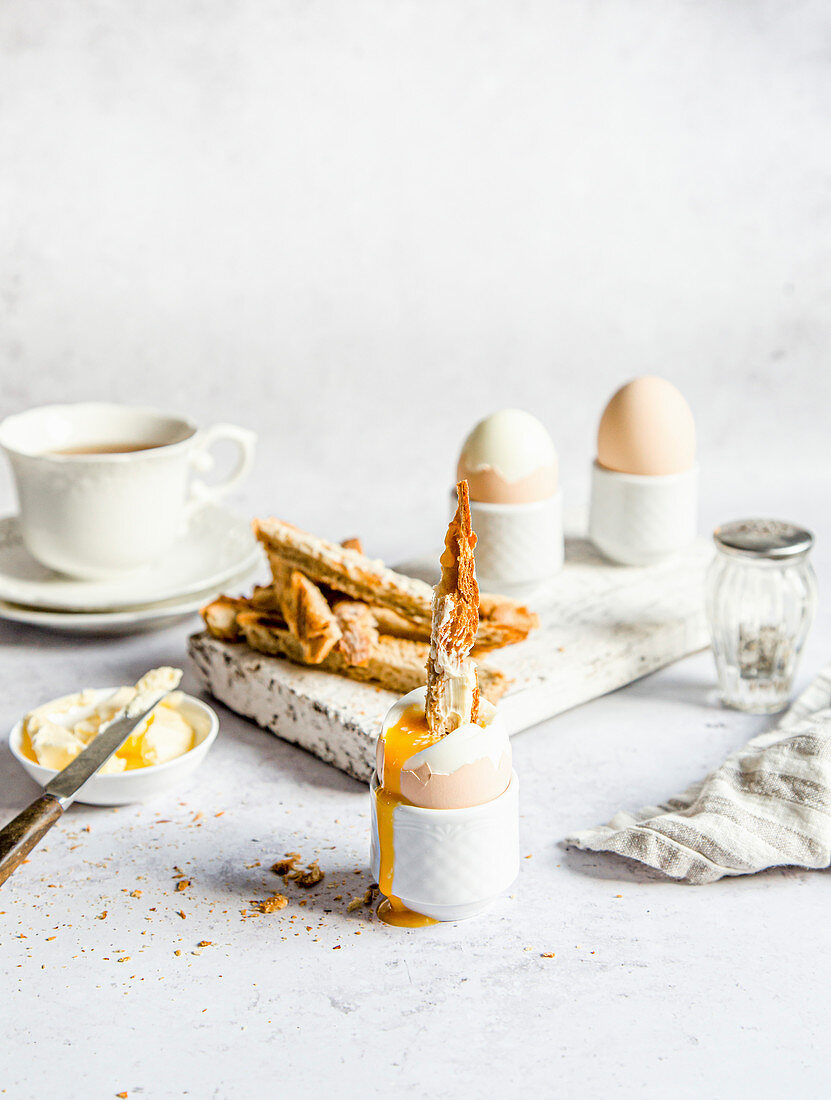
188 534 713 783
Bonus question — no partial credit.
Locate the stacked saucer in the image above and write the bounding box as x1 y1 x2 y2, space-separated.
0 505 262 634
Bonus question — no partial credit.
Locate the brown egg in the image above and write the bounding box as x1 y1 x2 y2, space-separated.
597 376 695 476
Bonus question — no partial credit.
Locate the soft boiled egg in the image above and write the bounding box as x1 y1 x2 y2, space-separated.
457 409 558 504
377 691 512 811
597 376 695 476
374 686 512 928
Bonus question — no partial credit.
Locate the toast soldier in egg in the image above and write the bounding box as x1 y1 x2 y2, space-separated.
370 481 520 926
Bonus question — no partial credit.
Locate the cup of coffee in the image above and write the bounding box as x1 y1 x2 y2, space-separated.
0 403 257 579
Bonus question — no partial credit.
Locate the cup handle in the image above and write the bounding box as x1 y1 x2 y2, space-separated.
186 424 257 514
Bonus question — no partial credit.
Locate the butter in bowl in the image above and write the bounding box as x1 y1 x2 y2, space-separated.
9 668 219 805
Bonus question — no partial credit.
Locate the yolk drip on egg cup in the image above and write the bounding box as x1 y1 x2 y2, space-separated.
375 704 443 928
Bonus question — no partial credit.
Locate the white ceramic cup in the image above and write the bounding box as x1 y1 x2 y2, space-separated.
0 403 257 578
588 460 699 566
468 491 564 593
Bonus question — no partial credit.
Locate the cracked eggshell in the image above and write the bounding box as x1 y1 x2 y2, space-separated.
457 409 558 504
377 687 512 810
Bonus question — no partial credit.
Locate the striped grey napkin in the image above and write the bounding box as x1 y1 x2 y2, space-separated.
565 665 831 884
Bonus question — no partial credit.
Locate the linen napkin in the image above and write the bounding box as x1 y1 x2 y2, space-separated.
565 665 831 884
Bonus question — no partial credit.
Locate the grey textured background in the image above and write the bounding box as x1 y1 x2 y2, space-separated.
2 2 830 555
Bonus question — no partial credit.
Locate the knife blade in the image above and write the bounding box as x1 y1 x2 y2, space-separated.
0 689 172 887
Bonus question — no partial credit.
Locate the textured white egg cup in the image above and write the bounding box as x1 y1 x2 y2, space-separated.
465 491 564 594
588 461 699 566
369 770 519 922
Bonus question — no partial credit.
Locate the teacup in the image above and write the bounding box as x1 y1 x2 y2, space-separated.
0 403 257 579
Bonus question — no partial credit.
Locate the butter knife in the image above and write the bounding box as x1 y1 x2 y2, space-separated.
0 691 171 887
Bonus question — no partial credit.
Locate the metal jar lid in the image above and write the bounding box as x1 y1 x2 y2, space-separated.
713 519 814 561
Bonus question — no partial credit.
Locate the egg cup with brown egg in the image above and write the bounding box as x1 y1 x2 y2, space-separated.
588 376 698 566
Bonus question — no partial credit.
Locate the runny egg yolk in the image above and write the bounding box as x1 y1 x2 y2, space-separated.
376 704 439 928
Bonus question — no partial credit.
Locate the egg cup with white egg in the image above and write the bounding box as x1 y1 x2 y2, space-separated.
370 482 519 927
588 377 699 566
456 409 563 593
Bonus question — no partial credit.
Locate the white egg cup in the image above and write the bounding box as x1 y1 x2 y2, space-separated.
464 491 564 595
370 769 519 922
588 461 699 566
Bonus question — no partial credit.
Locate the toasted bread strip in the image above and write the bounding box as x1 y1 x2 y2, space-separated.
201 595 253 641
235 611 509 703
259 523 532 642
425 481 481 735
479 593 539 633
370 607 430 644
251 583 283 610
256 522 535 647
333 600 378 667
205 583 536 665
332 538 376 665
370 606 530 654
279 571 342 664
255 519 435 625
202 589 518 659
265 550 532 651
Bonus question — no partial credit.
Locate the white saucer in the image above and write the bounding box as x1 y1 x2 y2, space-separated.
0 573 254 635
0 506 262 612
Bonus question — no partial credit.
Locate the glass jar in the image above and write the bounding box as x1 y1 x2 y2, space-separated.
706 519 817 714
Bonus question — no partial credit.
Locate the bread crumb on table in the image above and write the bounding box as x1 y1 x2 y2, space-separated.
251 895 288 914
270 853 301 878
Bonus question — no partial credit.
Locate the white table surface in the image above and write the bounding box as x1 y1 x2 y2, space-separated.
1 472 830 1100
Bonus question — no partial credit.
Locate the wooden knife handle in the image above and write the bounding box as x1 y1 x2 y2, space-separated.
0 793 64 887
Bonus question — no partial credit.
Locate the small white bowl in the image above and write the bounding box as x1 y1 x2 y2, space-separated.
8 688 219 806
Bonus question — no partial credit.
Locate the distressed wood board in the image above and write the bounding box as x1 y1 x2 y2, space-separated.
189 534 713 783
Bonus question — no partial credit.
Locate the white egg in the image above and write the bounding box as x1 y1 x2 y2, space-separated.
457 409 558 504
